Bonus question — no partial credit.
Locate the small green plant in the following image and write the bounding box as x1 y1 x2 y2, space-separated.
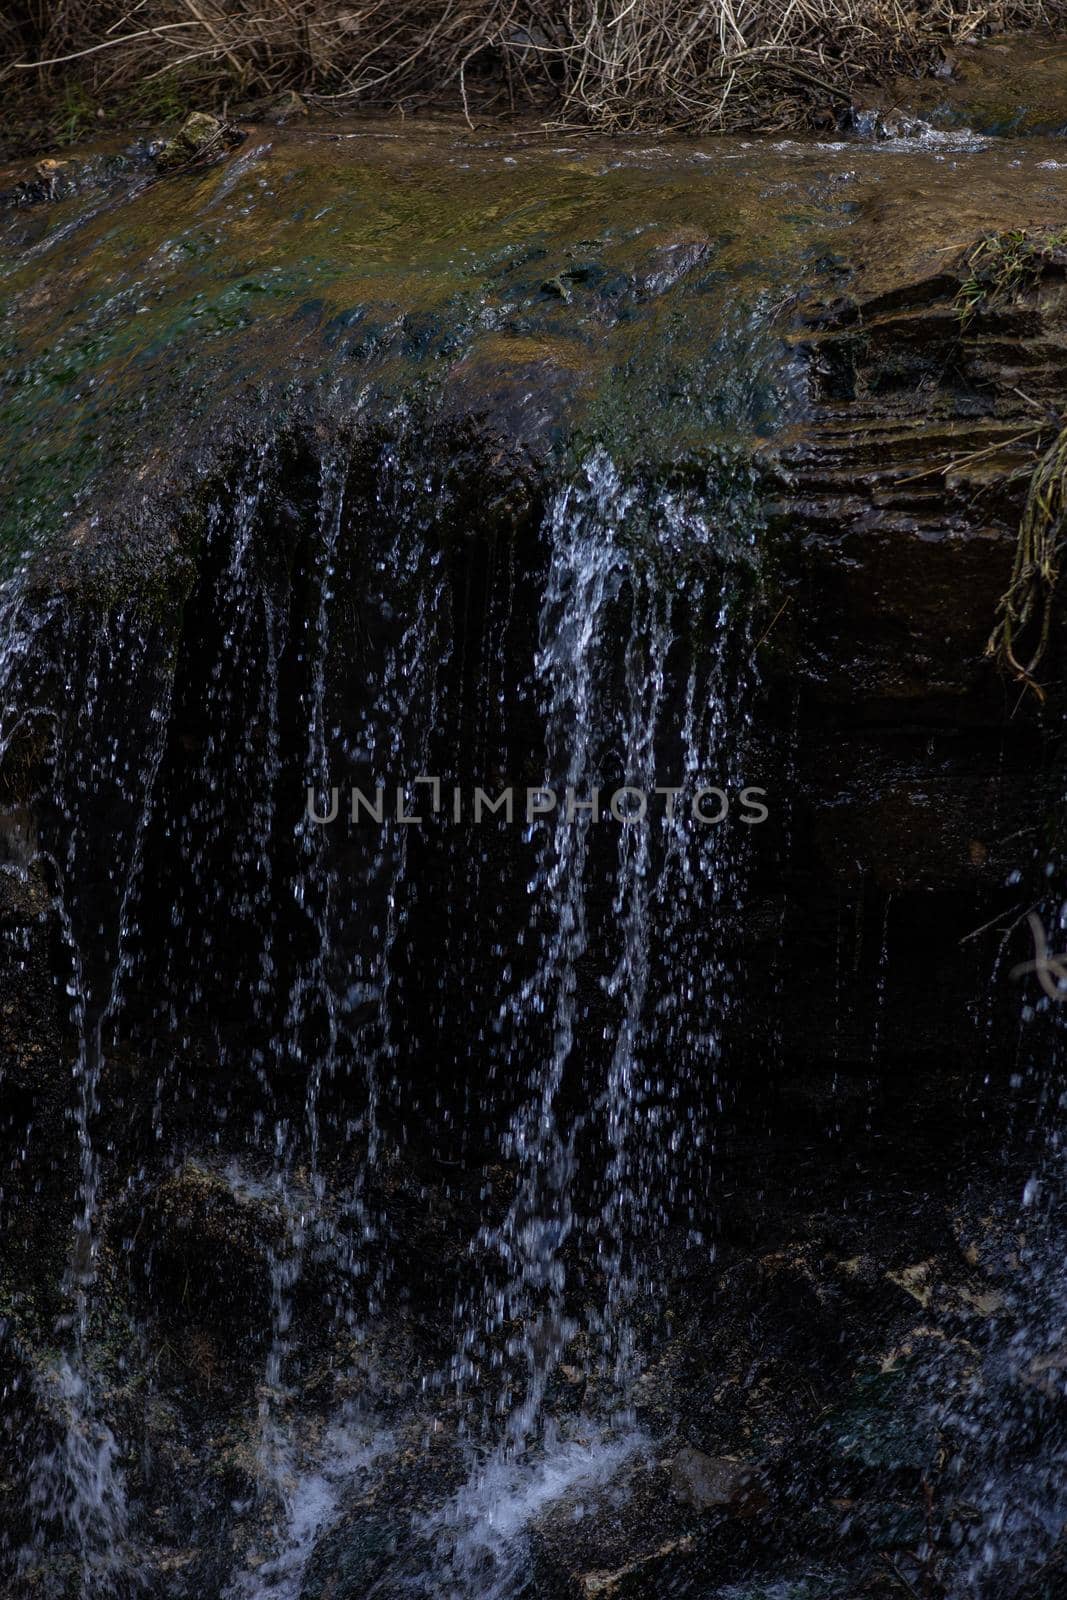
56 83 95 147
956 227 1067 328
121 70 187 129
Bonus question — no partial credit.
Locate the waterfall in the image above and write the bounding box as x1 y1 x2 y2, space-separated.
9 111 1067 1600
412 446 761 1595
0 426 763 1597
8 405 1064 1600
1 566 180 1594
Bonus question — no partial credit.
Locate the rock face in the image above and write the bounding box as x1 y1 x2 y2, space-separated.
0 124 1066 1600
752 230 1067 1084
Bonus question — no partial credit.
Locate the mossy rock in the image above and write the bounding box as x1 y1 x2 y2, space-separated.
299 1512 407 1599
818 1366 933 1474
873 35 1067 136
153 112 241 171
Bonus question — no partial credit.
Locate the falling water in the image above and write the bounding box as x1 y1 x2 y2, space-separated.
0 385 768 1595
419 446 762 1594
9 428 1059 1600
7 113 1067 1600
2 568 181 1592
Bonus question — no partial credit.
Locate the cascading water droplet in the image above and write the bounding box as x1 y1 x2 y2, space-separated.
3 579 179 1596
426 446 764 1595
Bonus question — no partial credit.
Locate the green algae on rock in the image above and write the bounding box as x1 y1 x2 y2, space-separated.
2 119 1067 594
0 126 811 585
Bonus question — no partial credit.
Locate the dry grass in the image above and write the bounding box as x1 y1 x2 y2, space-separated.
3 0 1065 134
987 424 1067 700
950 229 1067 699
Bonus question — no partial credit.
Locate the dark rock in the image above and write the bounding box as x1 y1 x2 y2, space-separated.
573 1534 697 1598
753 225 1067 1080
669 1447 767 1516
819 1366 932 1475
299 1513 406 1600
120 1161 285 1360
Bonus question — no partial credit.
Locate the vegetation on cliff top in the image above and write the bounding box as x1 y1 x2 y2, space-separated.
2 0 1066 148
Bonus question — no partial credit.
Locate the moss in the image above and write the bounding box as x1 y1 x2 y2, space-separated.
0 129 821 589
820 1365 932 1474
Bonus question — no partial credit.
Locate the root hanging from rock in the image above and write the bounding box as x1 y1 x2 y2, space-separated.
986 425 1067 701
